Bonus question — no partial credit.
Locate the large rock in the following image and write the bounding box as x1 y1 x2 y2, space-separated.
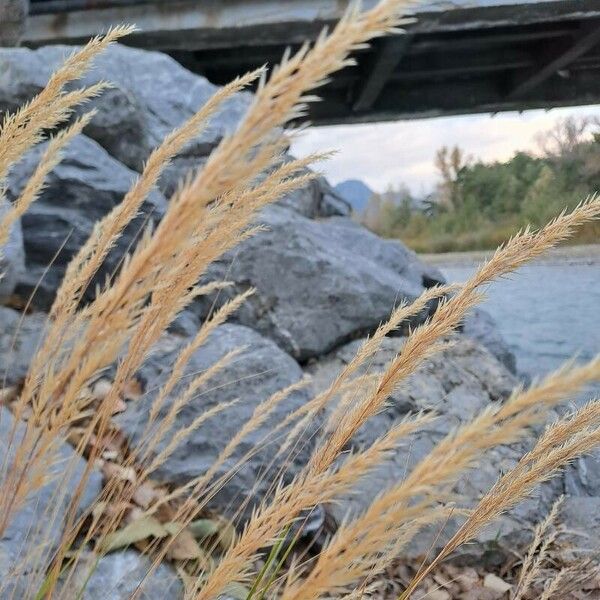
5 135 167 309
560 496 600 559
0 198 25 301
461 308 517 374
565 453 600 497
275 173 351 219
58 550 183 600
0 306 46 385
0 406 103 595
306 334 559 565
191 206 445 361
116 323 316 521
317 177 352 218
0 43 352 219
0 44 251 193
0 0 28 47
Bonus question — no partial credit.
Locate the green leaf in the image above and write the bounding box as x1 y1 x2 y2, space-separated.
188 518 219 539
189 517 236 550
101 516 169 552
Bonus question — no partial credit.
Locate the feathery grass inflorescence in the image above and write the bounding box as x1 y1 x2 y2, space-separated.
513 495 564 600
401 394 600 597
1 1 600 599
196 197 600 599
0 26 132 231
8 0 425 591
0 28 134 537
281 353 600 600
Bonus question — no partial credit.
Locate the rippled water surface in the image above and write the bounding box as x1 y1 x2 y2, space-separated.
441 257 600 383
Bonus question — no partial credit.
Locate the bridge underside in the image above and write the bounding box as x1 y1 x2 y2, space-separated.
25 0 600 124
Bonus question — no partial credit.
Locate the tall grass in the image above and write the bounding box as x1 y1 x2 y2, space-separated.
0 2 599 598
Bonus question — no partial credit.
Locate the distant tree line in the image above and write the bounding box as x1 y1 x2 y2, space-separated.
362 116 600 252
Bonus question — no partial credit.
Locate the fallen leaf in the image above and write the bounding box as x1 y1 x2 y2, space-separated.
164 522 210 562
110 398 128 415
102 462 137 483
483 572 512 594
189 516 236 550
188 519 219 539
460 588 505 600
132 481 162 508
101 516 168 551
92 378 112 401
0 386 17 405
123 377 143 401
433 572 453 589
455 567 480 592
426 589 451 600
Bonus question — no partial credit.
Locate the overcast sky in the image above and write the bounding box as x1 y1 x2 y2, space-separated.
291 105 600 196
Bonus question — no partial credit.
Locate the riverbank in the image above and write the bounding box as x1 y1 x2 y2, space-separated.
421 243 600 268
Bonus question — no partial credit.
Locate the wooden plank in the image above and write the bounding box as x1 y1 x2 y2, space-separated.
352 34 413 112
508 18 600 99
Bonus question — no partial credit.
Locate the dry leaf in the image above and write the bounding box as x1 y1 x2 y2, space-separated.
132 481 162 508
102 462 137 483
189 516 236 550
123 377 143 401
426 589 451 600
483 572 512 594
433 572 453 589
164 522 209 562
101 516 168 551
454 567 480 592
92 378 112 400
460 588 506 600
0 386 17 405
111 398 128 415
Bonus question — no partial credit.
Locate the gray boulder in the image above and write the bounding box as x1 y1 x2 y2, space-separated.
0 198 25 301
0 406 102 596
461 307 517 374
274 172 351 219
58 550 183 600
565 452 600 497
0 306 46 385
0 0 28 47
306 334 559 565
560 496 600 559
0 44 252 192
0 43 350 220
317 178 352 218
5 135 167 309
191 206 445 361
116 323 316 521
275 172 323 219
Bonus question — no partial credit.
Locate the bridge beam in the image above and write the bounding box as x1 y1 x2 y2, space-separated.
352 33 413 113
24 0 379 50
508 18 600 99
22 0 600 123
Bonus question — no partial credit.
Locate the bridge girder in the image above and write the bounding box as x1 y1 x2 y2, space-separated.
24 0 600 123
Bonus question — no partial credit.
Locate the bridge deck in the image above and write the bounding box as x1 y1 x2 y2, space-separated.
24 0 600 123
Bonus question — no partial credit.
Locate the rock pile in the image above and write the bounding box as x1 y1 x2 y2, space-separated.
0 43 596 597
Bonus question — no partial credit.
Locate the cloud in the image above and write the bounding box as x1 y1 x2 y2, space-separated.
291 105 599 194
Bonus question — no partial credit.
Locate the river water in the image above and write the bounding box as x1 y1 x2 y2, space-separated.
432 246 600 397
